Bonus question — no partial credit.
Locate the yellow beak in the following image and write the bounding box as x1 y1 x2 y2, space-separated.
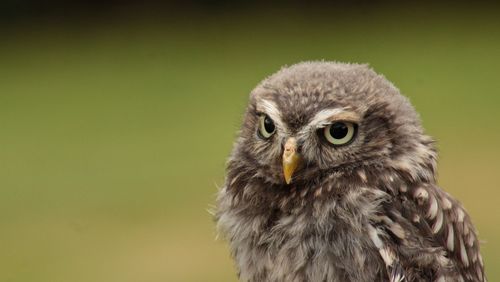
283 138 301 184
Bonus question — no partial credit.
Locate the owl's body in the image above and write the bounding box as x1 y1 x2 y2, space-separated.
216 62 485 281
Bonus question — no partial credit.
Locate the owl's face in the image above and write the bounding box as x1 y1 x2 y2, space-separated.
229 62 435 189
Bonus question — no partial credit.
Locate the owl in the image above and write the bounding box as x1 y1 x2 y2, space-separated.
215 62 485 282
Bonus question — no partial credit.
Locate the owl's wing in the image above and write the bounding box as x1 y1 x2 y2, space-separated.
371 183 485 282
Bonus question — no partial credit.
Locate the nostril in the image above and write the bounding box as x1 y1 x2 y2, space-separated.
283 137 298 154
284 146 296 154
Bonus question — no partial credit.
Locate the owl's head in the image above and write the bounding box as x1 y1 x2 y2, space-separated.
228 62 436 193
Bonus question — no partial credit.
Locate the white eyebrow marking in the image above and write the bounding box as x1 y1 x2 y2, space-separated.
259 99 280 118
256 99 288 133
307 108 347 128
308 108 361 128
297 108 360 138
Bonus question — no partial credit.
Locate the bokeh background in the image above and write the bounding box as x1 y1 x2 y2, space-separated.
1 1 499 281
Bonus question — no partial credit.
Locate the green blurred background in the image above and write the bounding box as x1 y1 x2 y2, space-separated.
1 1 499 281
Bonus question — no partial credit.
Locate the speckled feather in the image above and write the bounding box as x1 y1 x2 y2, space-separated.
216 62 485 282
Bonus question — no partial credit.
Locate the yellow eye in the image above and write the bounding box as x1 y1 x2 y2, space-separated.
258 115 276 138
323 122 357 146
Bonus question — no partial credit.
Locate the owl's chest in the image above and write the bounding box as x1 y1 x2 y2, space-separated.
226 208 385 282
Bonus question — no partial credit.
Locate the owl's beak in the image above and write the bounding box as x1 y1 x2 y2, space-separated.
283 137 301 184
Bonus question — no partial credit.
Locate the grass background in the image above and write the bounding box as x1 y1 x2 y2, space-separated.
0 3 499 281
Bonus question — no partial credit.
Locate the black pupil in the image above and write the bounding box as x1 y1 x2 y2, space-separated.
330 122 348 139
263 116 275 133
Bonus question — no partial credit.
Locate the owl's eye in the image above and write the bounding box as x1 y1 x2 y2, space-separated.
258 115 276 139
323 122 357 146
